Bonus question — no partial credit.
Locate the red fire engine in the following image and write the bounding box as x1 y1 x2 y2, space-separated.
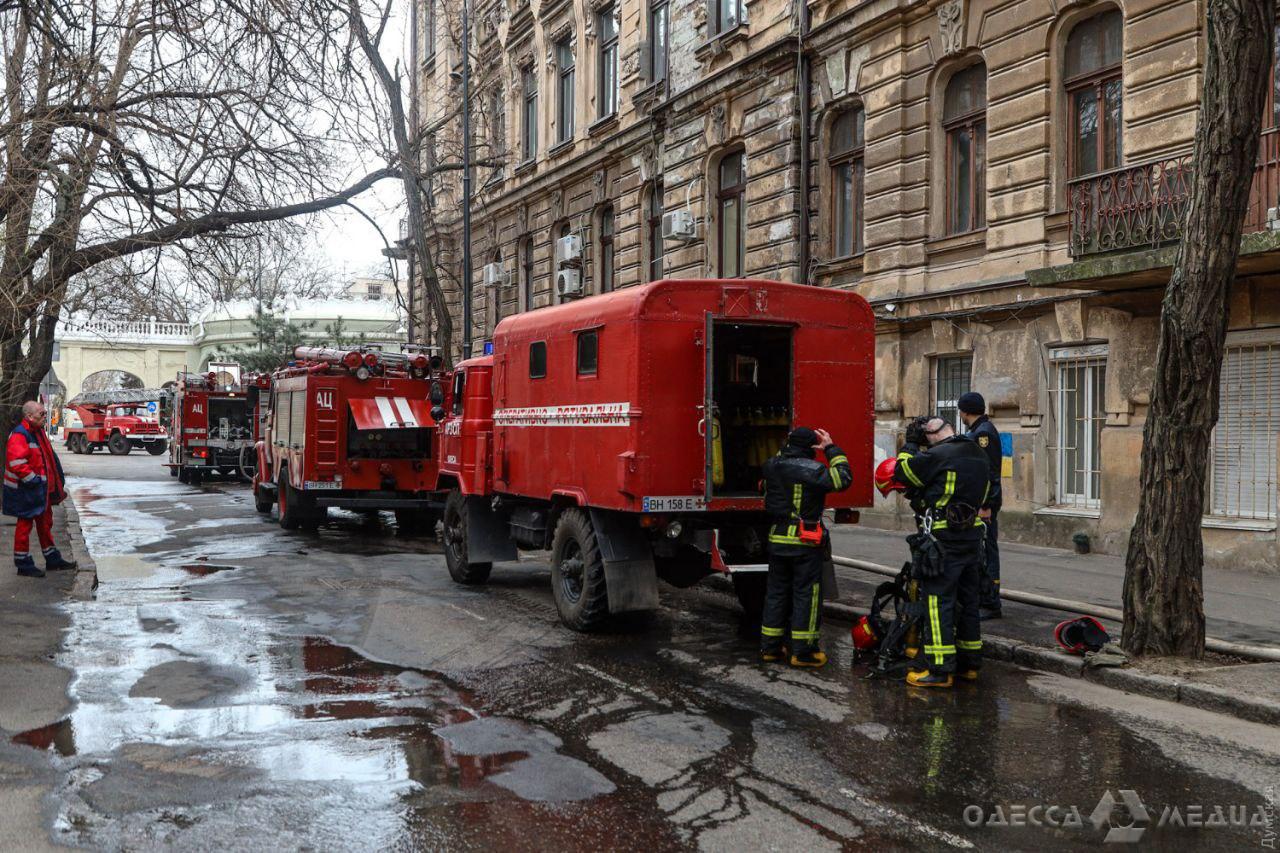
63 389 169 456
166 363 255 485
435 279 875 630
252 345 447 532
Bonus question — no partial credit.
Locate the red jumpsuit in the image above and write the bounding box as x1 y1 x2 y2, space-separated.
5 419 64 558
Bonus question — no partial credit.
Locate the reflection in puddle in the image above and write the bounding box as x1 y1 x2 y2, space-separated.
177 563 238 576
12 718 76 756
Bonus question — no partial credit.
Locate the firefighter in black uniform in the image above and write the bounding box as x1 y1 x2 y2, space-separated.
958 392 1002 619
760 427 853 668
892 416 990 688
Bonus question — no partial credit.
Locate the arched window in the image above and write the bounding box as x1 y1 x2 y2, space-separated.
490 249 503 326
520 236 535 311
1066 10 1123 177
944 64 987 234
717 150 746 278
829 108 865 256
597 205 615 292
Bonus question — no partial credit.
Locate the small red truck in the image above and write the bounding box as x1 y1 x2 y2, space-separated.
63 390 169 456
167 363 255 485
435 278 875 630
253 345 447 532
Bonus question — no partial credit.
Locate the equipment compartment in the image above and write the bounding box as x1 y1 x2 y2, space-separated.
710 322 792 496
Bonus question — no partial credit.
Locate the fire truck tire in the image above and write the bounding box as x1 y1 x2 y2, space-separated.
731 572 768 624
146 441 167 456
442 491 492 584
253 484 274 513
178 467 190 484
189 468 204 486
169 466 178 477
277 472 317 530
68 435 84 454
550 509 611 632
107 433 131 455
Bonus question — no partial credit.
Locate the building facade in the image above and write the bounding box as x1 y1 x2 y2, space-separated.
413 0 1280 571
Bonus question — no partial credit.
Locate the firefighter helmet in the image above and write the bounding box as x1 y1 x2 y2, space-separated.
1053 616 1111 654
850 615 880 651
874 457 904 497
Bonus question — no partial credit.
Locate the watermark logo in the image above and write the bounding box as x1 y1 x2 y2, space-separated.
1089 790 1148 843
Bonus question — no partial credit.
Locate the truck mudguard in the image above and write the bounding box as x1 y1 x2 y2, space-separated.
588 508 660 614
464 495 519 564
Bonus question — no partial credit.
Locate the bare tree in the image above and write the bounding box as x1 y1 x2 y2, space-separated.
0 0 399 422
1122 0 1276 657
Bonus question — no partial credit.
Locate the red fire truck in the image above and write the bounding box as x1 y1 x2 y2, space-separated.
252 345 447 532
167 364 255 485
63 389 168 455
435 279 875 631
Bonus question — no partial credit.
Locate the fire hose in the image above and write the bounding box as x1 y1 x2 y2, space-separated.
831 555 1280 663
238 445 257 481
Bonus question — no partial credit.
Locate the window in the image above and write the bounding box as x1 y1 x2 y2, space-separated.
1066 10 1123 178
529 341 547 378
367 282 382 299
647 180 664 281
717 150 746 278
649 0 669 84
712 0 741 35
425 132 437 198
598 6 619 118
490 250 503 326
451 371 466 416
829 108 865 257
1208 340 1280 520
423 0 436 60
521 236 535 311
932 355 972 429
556 38 575 144
489 87 506 171
945 64 987 234
1050 346 1107 509
577 330 599 375
521 66 538 161
598 205 615 292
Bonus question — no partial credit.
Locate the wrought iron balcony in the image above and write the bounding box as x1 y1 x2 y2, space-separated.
1067 156 1192 258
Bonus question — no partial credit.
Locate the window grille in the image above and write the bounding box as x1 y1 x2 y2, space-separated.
931 355 972 429
1049 346 1107 509
1208 340 1280 520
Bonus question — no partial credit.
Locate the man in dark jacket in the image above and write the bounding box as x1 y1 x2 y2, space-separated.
759 427 853 668
958 392 1002 619
892 417 989 688
4 402 76 578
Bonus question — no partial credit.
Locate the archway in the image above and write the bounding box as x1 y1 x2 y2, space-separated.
80 369 145 394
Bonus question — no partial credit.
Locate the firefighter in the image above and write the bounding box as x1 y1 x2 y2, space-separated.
4 402 76 578
892 416 988 688
957 392 1002 620
760 426 853 668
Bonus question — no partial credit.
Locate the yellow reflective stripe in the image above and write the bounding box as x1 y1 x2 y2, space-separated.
931 520 949 530
792 484 803 515
982 482 990 505
927 596 945 664
791 630 820 640
808 582 820 634
935 471 956 508
769 534 820 547
898 458 924 487
828 455 848 467
761 626 786 638
897 451 913 460
830 466 842 490
923 644 956 655
957 640 982 650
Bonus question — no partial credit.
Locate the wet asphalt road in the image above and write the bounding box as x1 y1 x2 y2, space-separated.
13 453 1279 851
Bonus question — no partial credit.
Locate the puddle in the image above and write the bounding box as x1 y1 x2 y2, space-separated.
12 718 76 756
178 564 238 576
93 555 157 581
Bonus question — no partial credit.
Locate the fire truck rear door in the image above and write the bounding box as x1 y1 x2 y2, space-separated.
703 312 715 502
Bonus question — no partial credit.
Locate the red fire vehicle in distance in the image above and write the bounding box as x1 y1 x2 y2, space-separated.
436 278 875 631
166 363 255 485
253 344 447 533
63 389 168 456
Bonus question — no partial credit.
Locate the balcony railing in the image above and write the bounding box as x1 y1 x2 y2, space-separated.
1067 155 1193 258
1069 132 1280 259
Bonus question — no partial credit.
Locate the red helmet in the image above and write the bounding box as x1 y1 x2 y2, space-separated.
850 615 880 651
874 457 904 497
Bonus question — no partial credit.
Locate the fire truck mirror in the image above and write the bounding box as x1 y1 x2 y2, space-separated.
430 406 446 424
429 382 444 407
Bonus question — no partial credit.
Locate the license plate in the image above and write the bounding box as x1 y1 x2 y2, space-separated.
304 480 342 490
641 496 707 512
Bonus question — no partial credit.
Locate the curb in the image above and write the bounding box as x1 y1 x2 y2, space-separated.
58 498 97 601
822 601 1280 726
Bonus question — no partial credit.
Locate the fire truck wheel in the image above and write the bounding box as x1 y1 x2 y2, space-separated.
442 491 492 584
146 441 167 456
277 472 315 530
107 433 131 455
178 467 190 484
253 483 274 513
189 468 204 486
550 509 611 632
169 466 178 477
731 572 768 625
68 435 84 454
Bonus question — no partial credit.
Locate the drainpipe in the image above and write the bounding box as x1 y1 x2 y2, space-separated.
796 0 812 285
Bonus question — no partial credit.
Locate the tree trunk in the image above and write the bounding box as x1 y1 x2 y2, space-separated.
1122 0 1275 657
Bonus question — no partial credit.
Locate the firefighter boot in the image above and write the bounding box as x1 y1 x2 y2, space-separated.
906 670 954 689
760 647 787 663
43 547 77 572
790 649 828 669
958 669 979 682
15 554 45 578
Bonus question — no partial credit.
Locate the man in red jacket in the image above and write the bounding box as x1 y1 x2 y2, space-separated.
3 401 76 578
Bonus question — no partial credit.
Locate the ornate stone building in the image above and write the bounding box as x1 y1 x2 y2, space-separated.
414 0 1280 570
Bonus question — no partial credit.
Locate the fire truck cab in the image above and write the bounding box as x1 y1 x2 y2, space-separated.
437 279 875 631
63 390 169 456
254 345 447 533
166 363 255 485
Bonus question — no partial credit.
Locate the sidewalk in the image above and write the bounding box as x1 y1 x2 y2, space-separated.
830 525 1280 647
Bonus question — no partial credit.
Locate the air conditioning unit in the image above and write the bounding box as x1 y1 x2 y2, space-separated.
556 234 583 265
556 268 582 298
662 209 697 242
482 262 504 287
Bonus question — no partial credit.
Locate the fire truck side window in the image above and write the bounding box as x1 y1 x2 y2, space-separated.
452 372 466 416
529 341 547 378
577 331 598 376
